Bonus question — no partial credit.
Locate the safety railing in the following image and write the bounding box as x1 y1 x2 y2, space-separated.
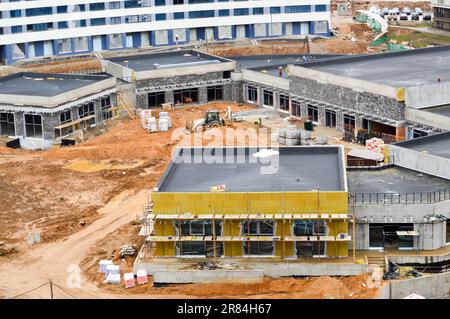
352 188 450 204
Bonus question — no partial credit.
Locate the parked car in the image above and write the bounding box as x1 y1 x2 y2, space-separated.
403 7 411 15
411 12 420 20
387 9 398 20
423 12 432 20
399 12 408 20
381 8 389 16
415 8 423 15
393 7 400 15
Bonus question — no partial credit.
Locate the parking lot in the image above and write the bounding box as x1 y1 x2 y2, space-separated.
369 6 434 22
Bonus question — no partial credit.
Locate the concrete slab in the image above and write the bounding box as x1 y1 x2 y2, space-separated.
135 260 369 277
301 46 450 88
347 166 450 194
157 146 346 192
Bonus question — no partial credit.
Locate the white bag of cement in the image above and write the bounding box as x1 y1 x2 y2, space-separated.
106 273 121 285
159 118 169 132
99 260 113 274
140 109 152 119
148 117 158 132
278 129 286 138
285 138 299 146
159 112 172 128
286 130 299 139
106 264 120 275
300 130 312 140
316 135 328 145
278 136 286 145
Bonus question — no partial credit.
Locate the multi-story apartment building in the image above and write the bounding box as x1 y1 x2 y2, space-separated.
0 0 331 64
432 0 450 31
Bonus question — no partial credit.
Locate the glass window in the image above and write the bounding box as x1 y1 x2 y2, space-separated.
307 104 318 122
174 88 199 104
263 90 274 107
207 86 223 102
177 241 223 257
294 221 326 236
247 86 258 103
148 91 165 108
24 114 42 139
242 221 274 236
0 113 15 136
279 94 289 112
244 242 274 256
369 224 384 248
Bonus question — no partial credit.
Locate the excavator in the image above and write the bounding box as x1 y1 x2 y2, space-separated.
185 106 233 134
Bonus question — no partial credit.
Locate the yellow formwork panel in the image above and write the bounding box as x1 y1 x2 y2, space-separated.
275 241 295 257
223 220 243 257
155 242 176 256
326 220 349 257
152 191 349 215
275 221 293 237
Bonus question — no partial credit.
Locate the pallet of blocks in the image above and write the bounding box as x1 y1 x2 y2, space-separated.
124 272 136 289
136 269 149 285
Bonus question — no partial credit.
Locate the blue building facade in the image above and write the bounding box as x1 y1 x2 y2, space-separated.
0 0 331 64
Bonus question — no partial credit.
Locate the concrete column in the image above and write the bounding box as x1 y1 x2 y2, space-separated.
165 90 174 105
318 106 326 126
273 91 279 110
336 111 344 132
223 83 233 101
14 111 25 137
199 86 208 104
300 101 308 118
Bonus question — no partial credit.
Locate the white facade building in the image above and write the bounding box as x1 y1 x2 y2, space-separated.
0 0 330 64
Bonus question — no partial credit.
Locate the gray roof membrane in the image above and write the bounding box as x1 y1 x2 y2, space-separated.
0 72 110 97
157 147 345 193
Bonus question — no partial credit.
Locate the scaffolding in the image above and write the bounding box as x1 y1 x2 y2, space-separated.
141 211 351 260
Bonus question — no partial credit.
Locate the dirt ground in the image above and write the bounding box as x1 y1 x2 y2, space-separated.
79 224 380 299
0 102 382 299
0 103 254 252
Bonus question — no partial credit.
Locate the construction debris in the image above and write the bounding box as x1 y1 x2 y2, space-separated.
119 244 137 258
383 261 423 280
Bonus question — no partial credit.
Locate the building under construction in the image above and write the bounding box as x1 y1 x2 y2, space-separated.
146 146 351 260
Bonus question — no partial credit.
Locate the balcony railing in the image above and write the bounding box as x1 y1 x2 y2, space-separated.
352 189 450 204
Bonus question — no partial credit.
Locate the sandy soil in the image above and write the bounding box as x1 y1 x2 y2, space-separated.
0 102 381 299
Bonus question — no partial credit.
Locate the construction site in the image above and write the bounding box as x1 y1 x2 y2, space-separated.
0 1 449 300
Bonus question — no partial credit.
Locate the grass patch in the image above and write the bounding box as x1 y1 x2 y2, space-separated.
389 30 450 47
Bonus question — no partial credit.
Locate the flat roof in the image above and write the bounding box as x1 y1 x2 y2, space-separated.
157 147 346 193
425 105 450 117
0 72 110 97
300 46 450 88
347 166 450 194
393 132 450 160
227 54 340 70
106 50 230 72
